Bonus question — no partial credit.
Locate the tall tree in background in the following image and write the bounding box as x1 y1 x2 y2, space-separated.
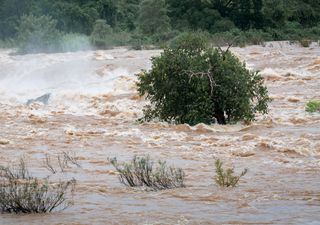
96 0 118 27
252 0 263 28
166 0 223 31
137 0 170 35
213 0 265 29
117 0 141 30
237 0 252 29
0 0 36 38
291 1 317 27
48 2 99 34
213 0 238 17
90 19 113 47
262 0 286 28
16 14 61 53
0 0 319 41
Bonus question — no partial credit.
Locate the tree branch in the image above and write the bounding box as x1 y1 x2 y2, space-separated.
183 67 217 95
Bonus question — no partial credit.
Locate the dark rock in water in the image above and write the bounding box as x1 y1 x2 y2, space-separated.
26 93 51 106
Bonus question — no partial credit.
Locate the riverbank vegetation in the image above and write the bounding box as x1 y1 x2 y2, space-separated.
0 0 319 53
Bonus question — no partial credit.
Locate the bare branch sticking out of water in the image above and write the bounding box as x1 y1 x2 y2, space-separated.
0 158 76 214
109 155 185 191
215 159 247 188
44 154 57 174
62 151 81 168
44 151 81 174
0 157 30 180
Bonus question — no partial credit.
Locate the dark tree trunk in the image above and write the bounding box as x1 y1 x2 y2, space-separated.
214 110 226 125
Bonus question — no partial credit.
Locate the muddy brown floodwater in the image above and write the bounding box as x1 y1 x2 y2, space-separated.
0 42 319 224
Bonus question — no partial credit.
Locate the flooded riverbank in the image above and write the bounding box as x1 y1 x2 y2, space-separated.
0 42 319 224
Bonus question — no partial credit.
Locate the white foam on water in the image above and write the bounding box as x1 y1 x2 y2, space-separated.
0 50 135 115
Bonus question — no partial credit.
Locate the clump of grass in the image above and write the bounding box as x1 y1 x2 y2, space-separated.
305 100 320 113
0 158 76 214
215 159 247 188
110 155 185 190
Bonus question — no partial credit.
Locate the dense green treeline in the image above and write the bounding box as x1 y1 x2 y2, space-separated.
0 0 319 52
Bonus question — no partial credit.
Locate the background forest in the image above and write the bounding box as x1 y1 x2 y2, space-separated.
0 0 319 53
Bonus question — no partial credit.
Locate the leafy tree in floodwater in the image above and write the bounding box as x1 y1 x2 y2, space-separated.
137 33 271 125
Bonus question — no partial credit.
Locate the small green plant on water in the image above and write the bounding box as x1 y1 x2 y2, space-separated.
110 155 185 191
305 100 320 113
215 159 247 188
0 158 76 214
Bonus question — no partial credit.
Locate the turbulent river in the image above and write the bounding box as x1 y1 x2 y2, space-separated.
0 42 319 224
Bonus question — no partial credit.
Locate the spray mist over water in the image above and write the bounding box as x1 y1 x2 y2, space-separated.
0 49 133 115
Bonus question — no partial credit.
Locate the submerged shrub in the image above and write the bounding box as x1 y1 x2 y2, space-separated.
0 158 76 214
137 34 271 125
110 155 185 190
305 100 320 113
299 39 311 47
215 159 247 188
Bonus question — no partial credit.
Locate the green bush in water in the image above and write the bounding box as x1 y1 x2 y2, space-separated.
0 158 76 214
215 159 247 187
110 155 185 191
137 33 271 125
305 100 320 112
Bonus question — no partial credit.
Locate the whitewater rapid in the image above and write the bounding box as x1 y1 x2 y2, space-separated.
0 48 161 117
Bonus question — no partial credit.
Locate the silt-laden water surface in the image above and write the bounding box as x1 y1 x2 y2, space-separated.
0 42 319 224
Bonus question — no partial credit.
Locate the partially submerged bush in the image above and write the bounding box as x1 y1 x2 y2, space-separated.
305 100 320 113
0 158 75 214
137 34 271 125
299 39 312 47
0 178 75 214
110 155 185 190
215 159 247 188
